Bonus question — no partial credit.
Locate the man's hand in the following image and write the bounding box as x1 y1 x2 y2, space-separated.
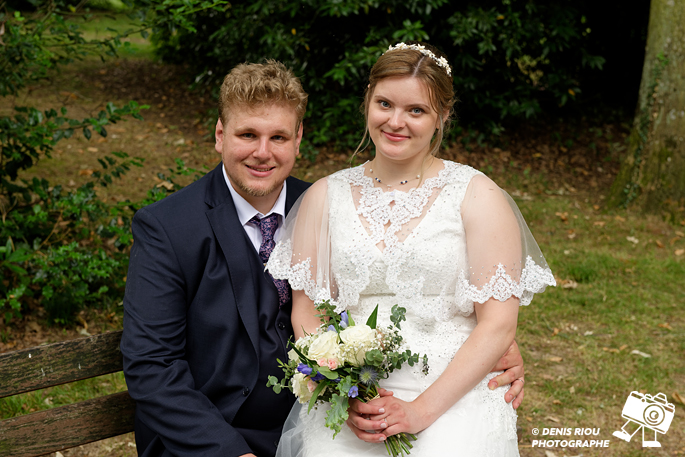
487 340 525 409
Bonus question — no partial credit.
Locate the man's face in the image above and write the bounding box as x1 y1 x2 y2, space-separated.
215 103 302 213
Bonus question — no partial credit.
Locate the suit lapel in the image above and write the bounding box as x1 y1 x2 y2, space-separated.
285 176 305 215
204 165 261 357
204 170 309 360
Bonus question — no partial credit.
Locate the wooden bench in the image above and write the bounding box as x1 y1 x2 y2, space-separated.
0 330 135 457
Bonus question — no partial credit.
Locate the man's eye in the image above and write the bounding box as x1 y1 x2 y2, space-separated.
241 133 255 139
272 135 285 141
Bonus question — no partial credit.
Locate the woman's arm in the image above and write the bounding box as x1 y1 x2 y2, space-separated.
378 297 518 435
291 289 324 339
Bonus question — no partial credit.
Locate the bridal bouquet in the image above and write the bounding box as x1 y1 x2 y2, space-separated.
267 300 425 457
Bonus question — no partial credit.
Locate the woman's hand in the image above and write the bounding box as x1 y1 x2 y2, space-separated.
346 389 392 443
346 389 432 441
369 395 433 437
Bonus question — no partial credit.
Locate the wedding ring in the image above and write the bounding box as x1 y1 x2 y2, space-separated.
517 377 525 385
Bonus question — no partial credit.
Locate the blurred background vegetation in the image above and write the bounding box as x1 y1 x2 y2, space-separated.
0 0 670 328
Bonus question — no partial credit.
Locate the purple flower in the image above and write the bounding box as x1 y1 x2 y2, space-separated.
340 311 349 329
311 372 325 382
348 385 359 398
297 363 312 375
327 324 336 332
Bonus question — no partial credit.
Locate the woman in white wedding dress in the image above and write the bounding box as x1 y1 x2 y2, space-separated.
267 41 555 456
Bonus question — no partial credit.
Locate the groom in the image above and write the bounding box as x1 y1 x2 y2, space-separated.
121 60 525 457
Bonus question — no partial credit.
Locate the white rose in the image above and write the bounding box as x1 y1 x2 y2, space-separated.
307 330 340 362
291 372 312 403
340 324 377 366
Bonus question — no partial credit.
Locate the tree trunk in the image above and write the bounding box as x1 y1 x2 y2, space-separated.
608 0 685 220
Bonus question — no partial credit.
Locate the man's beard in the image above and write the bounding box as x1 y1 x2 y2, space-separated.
236 180 280 198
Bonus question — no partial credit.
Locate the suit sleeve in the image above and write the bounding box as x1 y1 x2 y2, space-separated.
121 207 253 457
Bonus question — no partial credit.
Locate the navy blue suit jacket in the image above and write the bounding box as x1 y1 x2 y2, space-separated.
121 164 310 457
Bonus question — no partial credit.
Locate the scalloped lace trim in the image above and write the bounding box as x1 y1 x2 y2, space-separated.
457 255 556 314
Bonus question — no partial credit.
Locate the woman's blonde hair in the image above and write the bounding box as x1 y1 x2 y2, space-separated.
218 60 308 127
355 41 455 157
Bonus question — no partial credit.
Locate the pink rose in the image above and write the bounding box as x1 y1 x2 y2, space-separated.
307 379 318 393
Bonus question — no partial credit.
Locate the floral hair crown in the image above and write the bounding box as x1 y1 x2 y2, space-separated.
383 42 452 76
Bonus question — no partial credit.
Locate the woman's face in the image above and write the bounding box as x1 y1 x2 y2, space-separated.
367 76 440 165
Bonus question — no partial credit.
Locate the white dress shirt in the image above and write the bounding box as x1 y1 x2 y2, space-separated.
222 164 287 252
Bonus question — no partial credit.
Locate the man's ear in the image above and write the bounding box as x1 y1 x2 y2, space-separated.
295 121 304 155
214 119 224 154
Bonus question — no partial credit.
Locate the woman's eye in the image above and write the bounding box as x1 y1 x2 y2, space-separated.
411 108 423 114
379 100 390 108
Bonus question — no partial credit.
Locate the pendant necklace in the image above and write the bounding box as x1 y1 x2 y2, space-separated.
369 168 420 187
369 157 433 188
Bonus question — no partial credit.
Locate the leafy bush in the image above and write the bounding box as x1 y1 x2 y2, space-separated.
0 0 222 324
151 0 606 152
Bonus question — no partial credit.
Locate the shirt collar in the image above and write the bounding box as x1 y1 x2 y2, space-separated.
222 163 287 225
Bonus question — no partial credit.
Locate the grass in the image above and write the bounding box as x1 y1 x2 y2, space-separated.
513 195 685 456
0 373 127 419
66 11 155 59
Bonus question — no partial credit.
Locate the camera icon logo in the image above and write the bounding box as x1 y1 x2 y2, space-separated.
613 391 676 447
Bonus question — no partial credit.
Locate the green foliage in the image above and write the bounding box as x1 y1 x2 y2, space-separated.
32 243 122 323
389 304 407 329
151 0 605 152
325 393 349 435
0 0 220 324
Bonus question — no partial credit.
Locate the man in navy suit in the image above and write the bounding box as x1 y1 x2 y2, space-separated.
121 61 526 457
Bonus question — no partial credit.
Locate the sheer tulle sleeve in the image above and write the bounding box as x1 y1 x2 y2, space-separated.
267 178 339 307
456 174 555 314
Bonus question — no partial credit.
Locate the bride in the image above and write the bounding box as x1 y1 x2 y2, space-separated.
267 41 555 456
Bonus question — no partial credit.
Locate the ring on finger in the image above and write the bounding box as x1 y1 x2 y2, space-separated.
516 377 525 385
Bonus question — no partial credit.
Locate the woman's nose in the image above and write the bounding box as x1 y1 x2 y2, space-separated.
387 110 404 130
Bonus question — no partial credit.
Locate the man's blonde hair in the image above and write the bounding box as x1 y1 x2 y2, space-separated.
218 60 308 126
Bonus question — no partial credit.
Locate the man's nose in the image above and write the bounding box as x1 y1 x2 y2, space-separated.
253 137 271 159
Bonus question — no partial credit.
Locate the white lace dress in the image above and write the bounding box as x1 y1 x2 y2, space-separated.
268 160 555 457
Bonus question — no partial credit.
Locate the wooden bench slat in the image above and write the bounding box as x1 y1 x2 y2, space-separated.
0 331 124 398
0 391 135 457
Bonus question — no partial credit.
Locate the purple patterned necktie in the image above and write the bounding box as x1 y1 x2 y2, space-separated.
250 214 291 308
